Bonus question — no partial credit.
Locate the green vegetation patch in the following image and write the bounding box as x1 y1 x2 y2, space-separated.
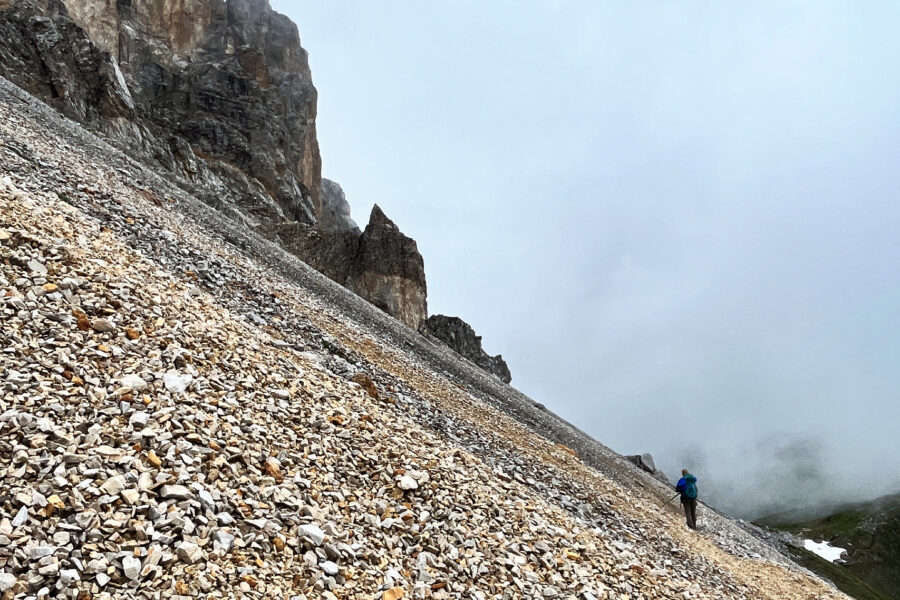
766 508 865 539
785 545 890 600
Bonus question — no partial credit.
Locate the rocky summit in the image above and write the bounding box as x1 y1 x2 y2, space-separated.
0 2 854 600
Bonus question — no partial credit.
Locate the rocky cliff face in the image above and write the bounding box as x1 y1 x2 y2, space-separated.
279 205 428 329
0 0 435 329
0 0 321 227
320 178 359 232
425 315 512 383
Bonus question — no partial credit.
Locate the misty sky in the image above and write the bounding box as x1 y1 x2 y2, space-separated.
273 1 900 518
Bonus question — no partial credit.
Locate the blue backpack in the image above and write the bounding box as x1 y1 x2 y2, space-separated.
684 475 698 499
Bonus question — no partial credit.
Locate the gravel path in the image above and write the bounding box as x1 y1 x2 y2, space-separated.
0 77 847 599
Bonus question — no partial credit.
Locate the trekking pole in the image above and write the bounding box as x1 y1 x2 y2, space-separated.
668 492 680 504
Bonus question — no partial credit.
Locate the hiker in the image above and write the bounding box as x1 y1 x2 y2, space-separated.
675 468 699 529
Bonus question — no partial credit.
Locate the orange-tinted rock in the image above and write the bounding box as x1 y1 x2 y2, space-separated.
351 373 379 399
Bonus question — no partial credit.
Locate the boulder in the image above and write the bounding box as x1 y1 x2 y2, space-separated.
625 453 670 484
626 453 657 473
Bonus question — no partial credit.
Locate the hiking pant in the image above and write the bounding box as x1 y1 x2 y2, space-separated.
682 498 698 529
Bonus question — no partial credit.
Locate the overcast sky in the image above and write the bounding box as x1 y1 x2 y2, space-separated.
273 1 900 518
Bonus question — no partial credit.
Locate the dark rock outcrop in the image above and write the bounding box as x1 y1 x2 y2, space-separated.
279 205 427 329
625 453 670 485
625 453 657 474
425 315 511 383
347 206 427 330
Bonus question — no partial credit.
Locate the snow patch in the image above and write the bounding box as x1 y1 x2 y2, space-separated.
110 59 135 110
803 539 846 563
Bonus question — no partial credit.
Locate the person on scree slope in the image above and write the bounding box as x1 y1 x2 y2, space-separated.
675 468 699 529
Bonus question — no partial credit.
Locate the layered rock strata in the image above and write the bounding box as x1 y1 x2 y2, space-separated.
425 315 512 383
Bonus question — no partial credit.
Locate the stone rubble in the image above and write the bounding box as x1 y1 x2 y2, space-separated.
0 77 849 600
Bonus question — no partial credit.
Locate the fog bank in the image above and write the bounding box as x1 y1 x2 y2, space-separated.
277 1 900 519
